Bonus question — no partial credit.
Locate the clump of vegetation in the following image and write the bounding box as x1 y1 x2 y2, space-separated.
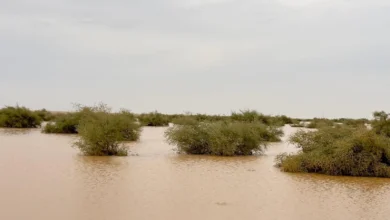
276 126 390 177
171 116 199 125
231 110 270 124
138 111 170 126
192 114 229 123
372 111 390 138
230 110 293 126
34 109 55 121
165 121 283 156
305 118 334 128
74 105 141 156
169 113 228 125
332 118 369 128
43 112 81 134
0 106 42 128
272 115 294 125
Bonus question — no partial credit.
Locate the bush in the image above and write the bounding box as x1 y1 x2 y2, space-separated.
332 118 368 127
165 121 283 156
34 109 55 121
43 112 83 134
171 116 199 125
231 110 270 124
372 111 390 138
193 114 229 123
74 105 141 156
305 118 334 128
230 110 292 126
138 111 170 126
0 106 42 128
276 126 390 177
169 113 228 125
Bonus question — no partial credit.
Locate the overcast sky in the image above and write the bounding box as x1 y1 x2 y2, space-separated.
1 0 389 118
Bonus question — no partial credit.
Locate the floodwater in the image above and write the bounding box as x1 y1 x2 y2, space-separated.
1 126 390 220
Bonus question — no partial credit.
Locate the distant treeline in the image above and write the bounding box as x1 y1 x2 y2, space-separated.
0 105 373 130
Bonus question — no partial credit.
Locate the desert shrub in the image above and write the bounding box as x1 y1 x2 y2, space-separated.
332 118 368 127
117 110 141 141
43 112 83 134
272 115 294 125
74 105 141 156
34 109 55 121
0 106 42 128
230 110 291 126
231 110 270 124
171 116 199 125
372 111 390 138
138 111 170 126
193 114 229 122
165 121 283 156
277 126 390 177
169 113 228 125
306 118 334 128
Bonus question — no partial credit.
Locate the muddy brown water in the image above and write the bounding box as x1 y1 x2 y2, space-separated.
1 126 390 220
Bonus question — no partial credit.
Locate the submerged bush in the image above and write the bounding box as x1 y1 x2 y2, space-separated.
276 126 390 177
34 109 55 121
74 105 141 156
0 106 42 128
43 112 81 134
165 121 283 156
138 111 170 126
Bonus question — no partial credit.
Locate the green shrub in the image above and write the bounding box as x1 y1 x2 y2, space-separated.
34 109 55 121
230 110 291 126
271 115 294 125
74 105 141 156
332 118 368 127
43 112 82 134
138 111 170 126
372 111 390 138
193 114 229 122
0 106 42 128
231 110 270 124
169 113 228 125
165 121 283 156
171 116 199 125
305 118 334 128
276 126 390 177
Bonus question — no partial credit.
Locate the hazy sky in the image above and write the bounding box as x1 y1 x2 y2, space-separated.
1 0 389 118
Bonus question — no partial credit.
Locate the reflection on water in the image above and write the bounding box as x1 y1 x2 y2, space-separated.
1 126 390 220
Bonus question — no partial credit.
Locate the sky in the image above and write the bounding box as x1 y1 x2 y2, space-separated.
1 0 389 118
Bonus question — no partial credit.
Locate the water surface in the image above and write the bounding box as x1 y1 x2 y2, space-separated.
1 126 390 220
